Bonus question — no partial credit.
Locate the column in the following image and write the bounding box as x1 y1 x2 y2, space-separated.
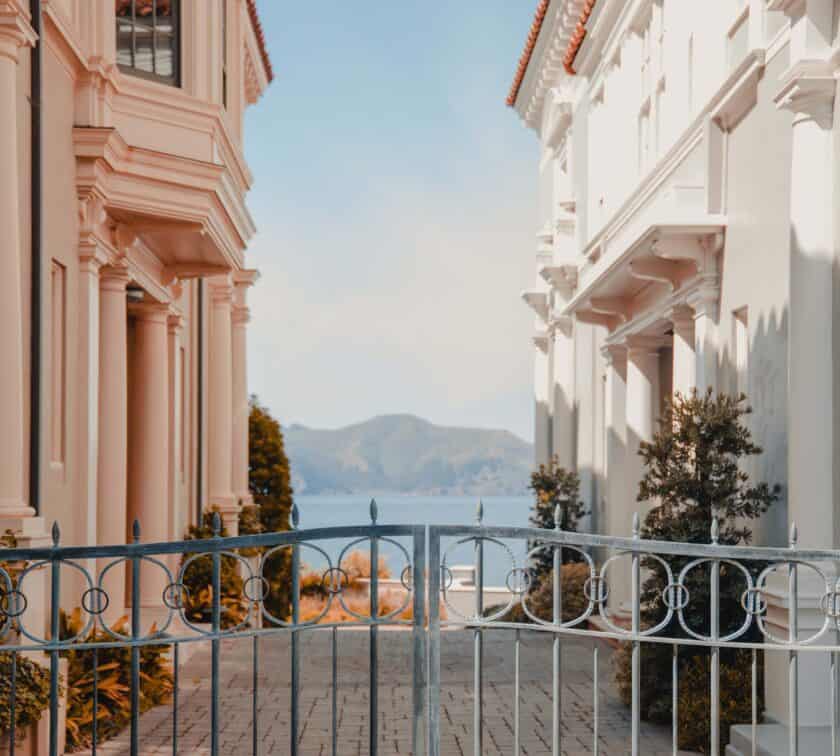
167 312 184 546
97 266 130 616
764 0 838 736
208 278 237 533
603 344 628 609
127 303 170 607
533 333 552 467
603 345 627 533
550 317 575 470
0 8 36 525
668 305 696 396
232 271 258 508
625 336 661 515
688 292 719 394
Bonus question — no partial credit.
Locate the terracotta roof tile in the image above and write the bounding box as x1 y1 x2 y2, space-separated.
246 0 274 83
506 0 598 107
563 0 597 75
506 0 550 108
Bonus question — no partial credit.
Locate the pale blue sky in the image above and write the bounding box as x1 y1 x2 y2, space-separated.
244 2 539 441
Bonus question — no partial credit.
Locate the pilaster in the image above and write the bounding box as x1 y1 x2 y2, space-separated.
232 270 258 509
666 305 697 396
207 277 238 534
0 0 36 522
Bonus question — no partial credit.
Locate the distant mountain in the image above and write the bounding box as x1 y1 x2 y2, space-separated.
284 414 534 496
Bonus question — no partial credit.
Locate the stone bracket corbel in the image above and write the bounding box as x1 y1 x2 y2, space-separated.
522 291 550 322
590 296 630 324
629 257 692 291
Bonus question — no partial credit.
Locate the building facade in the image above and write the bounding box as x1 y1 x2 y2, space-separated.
510 0 840 739
0 0 271 614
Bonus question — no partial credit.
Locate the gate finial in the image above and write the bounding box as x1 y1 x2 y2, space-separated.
554 503 562 531
476 499 484 525
711 516 719 544
291 502 299 529
51 521 60 546
632 512 640 539
370 498 378 524
212 511 222 537
132 519 141 543
790 521 798 549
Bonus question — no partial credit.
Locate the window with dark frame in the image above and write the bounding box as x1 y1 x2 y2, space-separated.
116 0 180 86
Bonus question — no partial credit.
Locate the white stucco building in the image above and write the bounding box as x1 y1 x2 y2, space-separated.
509 0 840 745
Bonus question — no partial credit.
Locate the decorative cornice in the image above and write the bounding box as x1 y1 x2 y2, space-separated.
208 278 235 307
233 268 261 288
129 301 170 324
99 264 131 293
774 70 836 127
0 0 37 62
74 127 250 273
604 273 720 347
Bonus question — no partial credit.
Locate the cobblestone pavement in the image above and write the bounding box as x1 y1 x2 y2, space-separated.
80 628 690 755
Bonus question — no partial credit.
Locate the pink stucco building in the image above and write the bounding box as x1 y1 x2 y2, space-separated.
0 0 272 613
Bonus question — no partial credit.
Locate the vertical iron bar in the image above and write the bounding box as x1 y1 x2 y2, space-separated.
172 642 179 756
291 505 300 756
789 524 798 756
631 514 641 756
412 525 427 756
130 521 141 756
593 643 599 756
331 627 338 756
553 504 563 756
252 635 259 756
48 524 60 756
833 649 838 756
672 644 678 756
711 519 720 756
428 529 441 756
370 500 380 756
210 515 221 756
474 501 484 756
752 648 757 756
92 647 99 756
9 649 16 756
514 629 521 756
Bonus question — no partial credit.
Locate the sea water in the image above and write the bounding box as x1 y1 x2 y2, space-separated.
294 495 533 587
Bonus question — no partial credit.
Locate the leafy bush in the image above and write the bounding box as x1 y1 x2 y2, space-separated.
0 529 52 742
497 563 590 624
614 390 779 750
0 652 51 741
528 460 587 578
60 609 173 752
180 510 248 629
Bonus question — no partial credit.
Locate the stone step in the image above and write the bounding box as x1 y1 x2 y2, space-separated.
727 723 833 756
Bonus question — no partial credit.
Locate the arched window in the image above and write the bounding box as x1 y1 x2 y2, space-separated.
116 0 180 86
